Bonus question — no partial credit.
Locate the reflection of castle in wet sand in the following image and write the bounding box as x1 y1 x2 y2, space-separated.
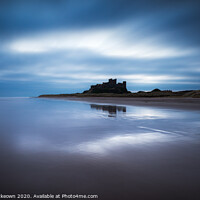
90 104 126 117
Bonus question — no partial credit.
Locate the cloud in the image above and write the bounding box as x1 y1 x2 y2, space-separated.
7 26 195 59
1 0 200 96
1 66 198 86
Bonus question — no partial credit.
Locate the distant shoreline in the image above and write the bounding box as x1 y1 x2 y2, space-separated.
38 89 200 98
38 96 200 111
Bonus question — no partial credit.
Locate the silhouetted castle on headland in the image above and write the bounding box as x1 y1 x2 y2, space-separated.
83 79 130 94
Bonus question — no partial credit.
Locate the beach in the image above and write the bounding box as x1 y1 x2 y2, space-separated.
43 96 200 111
0 97 200 200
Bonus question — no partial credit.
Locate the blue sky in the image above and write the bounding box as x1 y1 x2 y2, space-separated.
0 0 200 96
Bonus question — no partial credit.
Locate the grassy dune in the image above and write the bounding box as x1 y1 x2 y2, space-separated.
38 90 200 98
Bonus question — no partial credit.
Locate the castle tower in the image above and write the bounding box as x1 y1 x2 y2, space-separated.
123 81 126 88
109 79 117 85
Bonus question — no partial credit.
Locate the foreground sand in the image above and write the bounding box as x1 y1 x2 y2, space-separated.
44 96 200 110
2 97 200 200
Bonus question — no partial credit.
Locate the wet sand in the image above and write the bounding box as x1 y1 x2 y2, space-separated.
1 142 200 200
49 97 200 110
1 98 200 200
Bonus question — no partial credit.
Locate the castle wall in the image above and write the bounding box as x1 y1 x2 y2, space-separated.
86 79 128 94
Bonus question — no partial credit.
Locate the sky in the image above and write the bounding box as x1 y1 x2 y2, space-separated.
0 0 200 97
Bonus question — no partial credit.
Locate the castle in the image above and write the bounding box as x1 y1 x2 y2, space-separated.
83 79 129 94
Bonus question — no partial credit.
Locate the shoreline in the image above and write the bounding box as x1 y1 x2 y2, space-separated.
39 96 200 111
